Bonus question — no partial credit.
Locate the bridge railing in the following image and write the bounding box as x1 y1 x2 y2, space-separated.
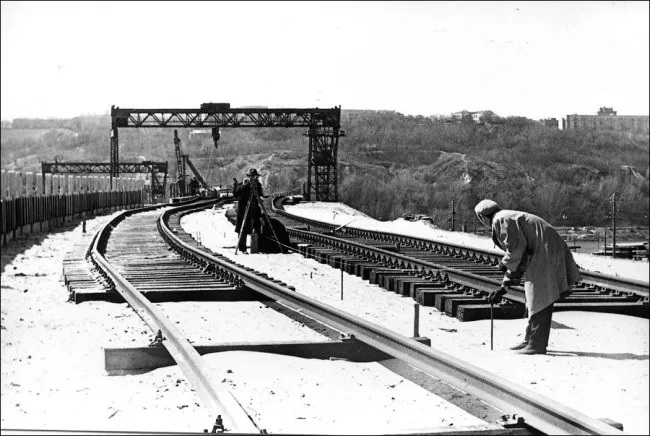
1 170 145 245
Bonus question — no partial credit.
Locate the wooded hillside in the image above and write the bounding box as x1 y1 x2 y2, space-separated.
2 110 648 227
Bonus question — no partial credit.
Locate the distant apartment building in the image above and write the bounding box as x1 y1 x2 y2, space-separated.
471 112 484 123
450 110 468 120
539 118 559 128
597 107 617 116
450 110 487 123
563 107 649 133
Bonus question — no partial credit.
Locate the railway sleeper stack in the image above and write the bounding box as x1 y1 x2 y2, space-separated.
293 239 523 321
62 215 118 303
274 198 648 319
291 234 648 322
554 282 649 317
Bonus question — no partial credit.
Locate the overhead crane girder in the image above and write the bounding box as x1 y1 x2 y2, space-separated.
42 161 168 197
110 104 343 201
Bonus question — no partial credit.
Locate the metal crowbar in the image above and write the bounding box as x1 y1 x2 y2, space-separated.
490 287 507 351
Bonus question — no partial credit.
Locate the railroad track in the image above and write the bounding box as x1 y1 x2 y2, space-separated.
68 198 628 434
268 197 649 321
89 198 262 433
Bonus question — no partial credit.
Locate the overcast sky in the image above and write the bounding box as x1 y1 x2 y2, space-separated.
1 1 648 121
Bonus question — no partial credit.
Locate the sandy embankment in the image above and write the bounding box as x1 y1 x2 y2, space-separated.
181 205 649 435
1 211 490 434
1 215 213 433
1 204 647 434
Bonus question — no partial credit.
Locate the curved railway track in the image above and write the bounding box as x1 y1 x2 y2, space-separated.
90 199 260 433
268 197 649 321
76 198 632 435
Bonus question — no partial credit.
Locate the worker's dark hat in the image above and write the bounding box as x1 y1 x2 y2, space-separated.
247 168 259 177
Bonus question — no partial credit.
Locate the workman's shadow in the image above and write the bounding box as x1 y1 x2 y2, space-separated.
551 320 575 330
545 350 649 360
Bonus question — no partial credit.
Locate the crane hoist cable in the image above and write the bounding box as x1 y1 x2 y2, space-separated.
207 134 217 186
211 127 223 188
214 145 223 188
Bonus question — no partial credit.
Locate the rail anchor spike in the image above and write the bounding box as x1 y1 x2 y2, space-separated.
148 329 164 347
208 414 225 433
497 414 526 429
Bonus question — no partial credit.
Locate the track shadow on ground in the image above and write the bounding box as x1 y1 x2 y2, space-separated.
547 350 649 360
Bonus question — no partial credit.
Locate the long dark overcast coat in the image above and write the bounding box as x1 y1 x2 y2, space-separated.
491 210 583 316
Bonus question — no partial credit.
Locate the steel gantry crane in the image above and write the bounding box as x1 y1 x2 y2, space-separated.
172 129 211 196
41 160 168 200
110 103 343 201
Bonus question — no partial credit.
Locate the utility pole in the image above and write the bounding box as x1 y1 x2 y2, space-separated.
450 200 456 231
611 193 617 258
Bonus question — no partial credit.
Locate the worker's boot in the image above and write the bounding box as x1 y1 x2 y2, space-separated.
519 304 553 355
237 237 247 254
509 341 528 350
516 344 546 355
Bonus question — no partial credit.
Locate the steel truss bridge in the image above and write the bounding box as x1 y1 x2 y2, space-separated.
41 161 168 197
110 104 343 201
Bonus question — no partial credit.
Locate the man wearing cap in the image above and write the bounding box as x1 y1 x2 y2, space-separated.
474 199 582 355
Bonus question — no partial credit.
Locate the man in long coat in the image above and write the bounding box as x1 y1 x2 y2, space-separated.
233 169 263 253
475 199 582 355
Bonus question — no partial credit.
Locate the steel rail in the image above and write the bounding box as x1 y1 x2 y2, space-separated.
283 224 647 316
161 204 622 435
287 226 526 303
272 203 649 298
580 270 649 297
91 202 259 434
